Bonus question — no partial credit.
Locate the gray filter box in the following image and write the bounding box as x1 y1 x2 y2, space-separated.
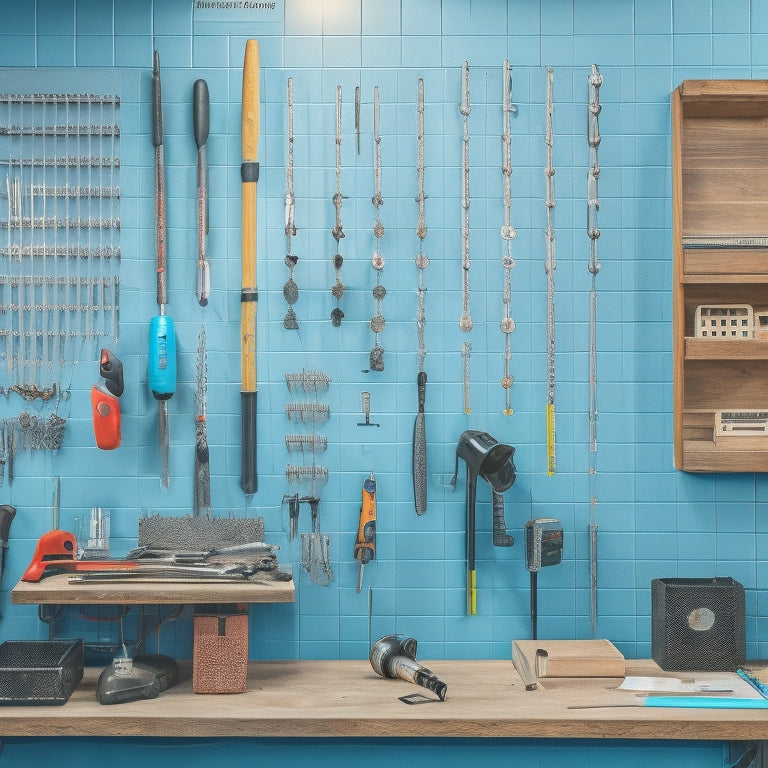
651 577 745 671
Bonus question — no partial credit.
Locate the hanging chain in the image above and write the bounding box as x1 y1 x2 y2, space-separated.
369 86 385 372
355 85 361 156
459 62 472 415
545 66 557 476
587 63 602 639
587 64 602 454
500 59 516 417
283 77 299 330
330 85 345 326
459 61 472 335
415 77 429 373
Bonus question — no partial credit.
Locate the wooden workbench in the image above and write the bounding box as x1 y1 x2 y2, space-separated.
1 659 766 740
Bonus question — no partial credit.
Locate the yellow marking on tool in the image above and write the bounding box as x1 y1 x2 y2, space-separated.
466 569 477 616
546 403 556 476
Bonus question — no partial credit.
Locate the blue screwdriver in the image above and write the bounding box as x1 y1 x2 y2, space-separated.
149 50 176 488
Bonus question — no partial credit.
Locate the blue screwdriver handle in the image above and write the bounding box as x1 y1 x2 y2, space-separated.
148 315 176 399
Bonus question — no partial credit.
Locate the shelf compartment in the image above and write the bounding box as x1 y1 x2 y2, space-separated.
683 359 768 410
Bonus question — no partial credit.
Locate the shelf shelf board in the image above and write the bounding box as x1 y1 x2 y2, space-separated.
682 273 768 284
680 440 768 472
684 337 768 360
11 572 296 605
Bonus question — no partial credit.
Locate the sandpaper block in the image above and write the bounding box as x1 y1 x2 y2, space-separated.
138 514 264 551
97 653 179 705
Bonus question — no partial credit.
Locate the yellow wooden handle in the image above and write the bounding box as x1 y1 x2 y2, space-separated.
241 39 260 394
241 39 260 166
240 38 260 494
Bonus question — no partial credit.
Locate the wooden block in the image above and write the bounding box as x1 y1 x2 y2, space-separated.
513 639 625 681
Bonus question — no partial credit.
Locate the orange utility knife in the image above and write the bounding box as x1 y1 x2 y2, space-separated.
354 471 377 593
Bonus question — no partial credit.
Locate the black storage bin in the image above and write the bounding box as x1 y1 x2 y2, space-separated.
0 639 84 705
651 577 745 671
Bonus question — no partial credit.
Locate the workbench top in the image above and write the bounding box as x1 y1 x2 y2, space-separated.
1 659 766 740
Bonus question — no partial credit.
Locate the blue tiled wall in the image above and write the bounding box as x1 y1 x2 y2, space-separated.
0 0 765 659
0 0 768 765
0 1 763 762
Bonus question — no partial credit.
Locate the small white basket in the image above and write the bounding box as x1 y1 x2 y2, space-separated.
694 304 753 339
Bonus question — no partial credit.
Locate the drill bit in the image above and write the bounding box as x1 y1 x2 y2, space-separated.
194 324 211 517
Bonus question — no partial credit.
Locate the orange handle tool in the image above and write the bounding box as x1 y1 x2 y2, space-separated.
91 387 121 450
354 471 376 592
21 530 137 582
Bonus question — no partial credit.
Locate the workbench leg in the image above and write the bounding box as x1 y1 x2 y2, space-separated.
727 741 765 768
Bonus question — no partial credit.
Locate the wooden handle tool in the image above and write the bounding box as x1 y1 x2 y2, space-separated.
240 39 260 494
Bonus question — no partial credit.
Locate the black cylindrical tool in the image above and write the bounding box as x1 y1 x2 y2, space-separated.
450 430 516 615
524 518 563 640
0 505 16 585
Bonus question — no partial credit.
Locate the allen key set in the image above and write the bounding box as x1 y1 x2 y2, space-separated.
283 369 334 585
0 90 120 417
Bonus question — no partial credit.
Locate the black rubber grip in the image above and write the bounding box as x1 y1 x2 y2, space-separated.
417 370 427 411
152 50 163 147
193 79 209 148
241 391 257 494
241 161 259 183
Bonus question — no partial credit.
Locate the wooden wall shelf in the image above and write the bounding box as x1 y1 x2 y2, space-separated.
11 573 295 605
673 80 768 472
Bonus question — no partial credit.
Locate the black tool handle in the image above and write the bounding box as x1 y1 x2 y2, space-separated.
0 504 16 546
193 79 210 149
241 390 257 494
413 371 427 515
100 348 124 398
152 50 163 147
417 371 426 412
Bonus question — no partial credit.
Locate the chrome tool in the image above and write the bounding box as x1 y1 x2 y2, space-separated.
370 635 447 702
193 79 210 306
